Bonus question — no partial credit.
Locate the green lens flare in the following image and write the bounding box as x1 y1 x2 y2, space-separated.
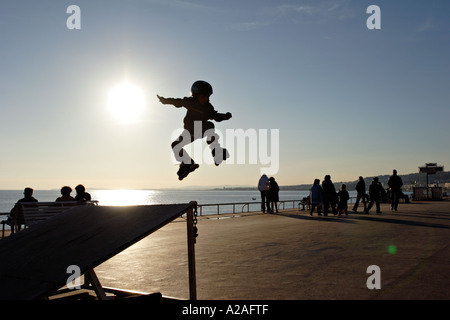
388 245 397 254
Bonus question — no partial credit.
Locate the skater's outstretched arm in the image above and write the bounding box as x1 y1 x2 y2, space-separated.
157 95 203 112
157 95 179 105
157 95 232 120
213 111 232 122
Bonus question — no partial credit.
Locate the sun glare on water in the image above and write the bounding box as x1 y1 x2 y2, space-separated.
107 81 145 124
92 189 158 206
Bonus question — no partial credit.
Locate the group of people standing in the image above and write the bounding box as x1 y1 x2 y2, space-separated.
258 174 280 214
309 175 350 216
258 170 404 216
310 170 404 216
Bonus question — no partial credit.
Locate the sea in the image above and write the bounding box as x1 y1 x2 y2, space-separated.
0 188 361 228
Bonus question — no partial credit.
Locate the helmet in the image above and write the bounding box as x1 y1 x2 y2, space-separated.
191 80 213 96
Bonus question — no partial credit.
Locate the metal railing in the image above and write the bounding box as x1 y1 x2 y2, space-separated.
197 200 299 216
2 197 361 222
196 197 359 217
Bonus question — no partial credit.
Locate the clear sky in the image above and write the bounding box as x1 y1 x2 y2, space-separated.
0 0 449 190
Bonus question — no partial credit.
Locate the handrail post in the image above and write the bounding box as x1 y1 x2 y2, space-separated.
186 208 197 300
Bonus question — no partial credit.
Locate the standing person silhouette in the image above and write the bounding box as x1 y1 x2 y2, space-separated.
366 177 383 214
388 169 403 211
337 184 350 216
258 174 270 213
309 179 323 216
322 175 338 216
352 176 367 213
268 177 279 214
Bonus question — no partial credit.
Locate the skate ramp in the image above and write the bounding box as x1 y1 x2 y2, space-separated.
0 202 197 300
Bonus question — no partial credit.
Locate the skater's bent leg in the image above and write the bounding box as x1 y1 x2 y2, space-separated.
203 122 229 164
172 130 194 164
203 121 220 148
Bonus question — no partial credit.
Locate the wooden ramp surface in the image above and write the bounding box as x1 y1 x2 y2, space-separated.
0 202 196 300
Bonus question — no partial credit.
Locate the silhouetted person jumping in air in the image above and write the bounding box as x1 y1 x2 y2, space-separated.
157 80 232 180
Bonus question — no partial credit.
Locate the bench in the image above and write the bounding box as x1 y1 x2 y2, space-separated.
9 201 98 235
1 218 9 238
298 196 310 211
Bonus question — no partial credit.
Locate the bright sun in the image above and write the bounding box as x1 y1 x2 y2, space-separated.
108 81 145 124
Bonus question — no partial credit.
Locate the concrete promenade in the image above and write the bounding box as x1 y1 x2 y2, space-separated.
95 199 450 300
